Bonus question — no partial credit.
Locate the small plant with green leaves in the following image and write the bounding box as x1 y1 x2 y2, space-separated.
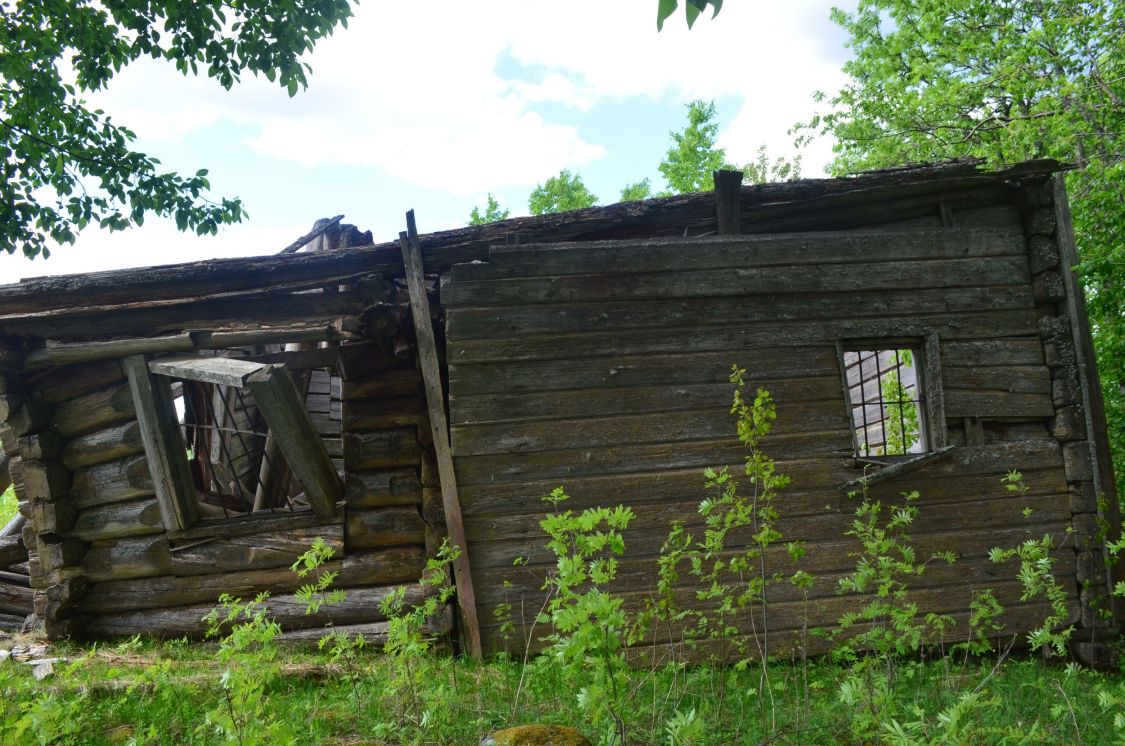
291 536 346 614
653 369 791 727
833 482 955 741
988 470 1074 658
537 486 636 746
201 592 290 745
377 539 461 734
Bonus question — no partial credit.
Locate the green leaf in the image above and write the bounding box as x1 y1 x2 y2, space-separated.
657 0 678 31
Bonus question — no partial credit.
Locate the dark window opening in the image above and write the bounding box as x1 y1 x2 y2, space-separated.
843 348 928 458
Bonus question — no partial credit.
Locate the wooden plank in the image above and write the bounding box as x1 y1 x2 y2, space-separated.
449 229 1028 283
450 376 842 426
923 332 948 448
25 333 196 369
168 506 343 542
455 430 854 487
451 403 849 458
943 390 1055 419
170 523 344 576
442 255 1032 308
245 366 341 518
0 535 27 567
344 428 422 469
447 310 1040 365
941 339 1045 367
148 356 267 388
445 285 1034 341
942 365 1051 394
401 210 483 659
449 346 840 396
343 368 421 400
337 546 427 587
123 355 198 531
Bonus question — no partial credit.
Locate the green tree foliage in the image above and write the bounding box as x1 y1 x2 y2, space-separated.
467 194 510 226
528 169 597 215
619 178 653 202
659 100 728 194
741 144 802 185
1 0 354 258
656 0 724 31
805 0 1125 498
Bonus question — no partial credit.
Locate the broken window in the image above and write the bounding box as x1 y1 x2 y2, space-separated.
841 347 928 458
125 351 343 531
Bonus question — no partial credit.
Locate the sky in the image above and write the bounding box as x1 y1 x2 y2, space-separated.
0 1 854 284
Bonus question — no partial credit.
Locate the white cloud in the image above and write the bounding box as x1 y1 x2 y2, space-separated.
90 1 848 188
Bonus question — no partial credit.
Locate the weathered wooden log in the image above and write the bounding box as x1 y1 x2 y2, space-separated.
6 401 52 438
70 454 154 510
9 458 69 501
28 360 126 405
84 535 173 583
344 428 422 470
0 612 27 631
0 535 28 567
78 562 342 613
61 421 145 470
169 523 344 576
0 393 23 422
342 396 421 431
83 584 425 639
344 468 423 509
342 368 420 400
345 507 426 550
16 431 62 462
336 546 427 587
69 498 165 542
53 384 135 439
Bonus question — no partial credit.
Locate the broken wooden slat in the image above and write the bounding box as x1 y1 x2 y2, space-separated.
123 355 198 531
401 210 483 659
148 356 267 388
245 366 341 518
714 169 743 235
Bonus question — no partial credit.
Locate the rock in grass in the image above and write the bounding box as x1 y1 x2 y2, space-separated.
481 725 591 746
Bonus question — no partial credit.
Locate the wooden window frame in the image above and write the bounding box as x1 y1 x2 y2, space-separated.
124 353 342 532
836 333 949 487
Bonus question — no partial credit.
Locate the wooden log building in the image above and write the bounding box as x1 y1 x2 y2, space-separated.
0 159 1118 662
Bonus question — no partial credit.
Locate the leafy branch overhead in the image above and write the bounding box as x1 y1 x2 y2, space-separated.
0 0 354 258
657 0 724 31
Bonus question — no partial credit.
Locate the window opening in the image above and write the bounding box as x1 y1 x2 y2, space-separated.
133 346 344 527
843 348 928 458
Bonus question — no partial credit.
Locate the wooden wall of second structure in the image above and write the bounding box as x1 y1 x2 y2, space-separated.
441 227 1078 655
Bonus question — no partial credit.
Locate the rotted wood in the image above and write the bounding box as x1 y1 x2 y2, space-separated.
337 546 427 587
0 581 32 615
123 355 198 531
401 210 483 659
344 428 422 470
167 503 343 542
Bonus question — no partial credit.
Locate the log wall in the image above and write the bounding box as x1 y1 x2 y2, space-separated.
442 204 1098 655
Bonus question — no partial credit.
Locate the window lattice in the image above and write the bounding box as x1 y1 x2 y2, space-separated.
843 348 927 458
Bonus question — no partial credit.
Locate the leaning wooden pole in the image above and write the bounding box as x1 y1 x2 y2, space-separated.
399 210 483 659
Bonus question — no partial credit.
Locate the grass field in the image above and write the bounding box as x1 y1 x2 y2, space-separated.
1 634 1122 745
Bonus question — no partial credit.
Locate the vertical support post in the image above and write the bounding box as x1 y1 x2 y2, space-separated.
123 355 199 531
923 333 948 449
400 210 483 659
714 169 744 236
